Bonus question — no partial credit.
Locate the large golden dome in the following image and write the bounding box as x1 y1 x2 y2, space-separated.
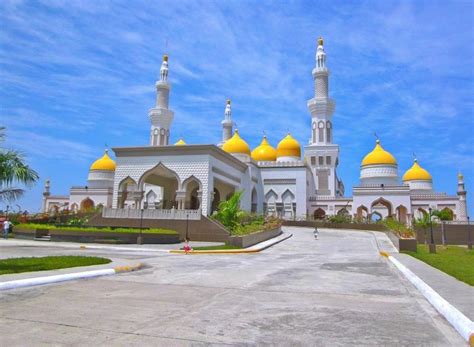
90 150 116 171
361 140 397 166
251 136 277 161
276 133 301 158
222 130 251 155
403 159 432 181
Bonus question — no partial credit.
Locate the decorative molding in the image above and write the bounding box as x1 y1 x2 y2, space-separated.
212 167 241 184
263 179 296 185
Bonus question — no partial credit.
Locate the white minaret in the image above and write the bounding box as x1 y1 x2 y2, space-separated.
219 99 233 147
42 179 50 212
457 172 468 221
149 55 175 146
304 37 343 197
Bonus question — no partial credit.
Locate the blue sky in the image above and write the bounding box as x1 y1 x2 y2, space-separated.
1 0 473 216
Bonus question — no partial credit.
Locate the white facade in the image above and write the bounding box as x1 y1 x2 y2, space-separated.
42 38 468 224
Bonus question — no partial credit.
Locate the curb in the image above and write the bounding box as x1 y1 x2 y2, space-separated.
0 263 143 291
381 252 474 346
169 233 293 254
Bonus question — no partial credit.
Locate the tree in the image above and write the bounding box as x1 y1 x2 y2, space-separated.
413 213 437 244
0 127 39 202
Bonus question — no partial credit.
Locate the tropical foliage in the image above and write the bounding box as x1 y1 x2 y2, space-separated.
382 218 415 238
212 191 281 235
0 127 39 202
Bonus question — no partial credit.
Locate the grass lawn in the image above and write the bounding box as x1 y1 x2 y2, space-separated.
0 256 111 275
403 245 474 286
187 244 242 251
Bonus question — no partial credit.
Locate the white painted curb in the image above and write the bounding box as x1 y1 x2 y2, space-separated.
387 255 474 345
0 263 143 291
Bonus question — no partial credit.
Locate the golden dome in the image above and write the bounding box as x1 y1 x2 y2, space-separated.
276 133 301 158
174 138 186 146
403 159 432 181
163 54 168 62
90 150 116 171
222 130 251 155
318 36 324 46
251 136 277 161
361 140 397 166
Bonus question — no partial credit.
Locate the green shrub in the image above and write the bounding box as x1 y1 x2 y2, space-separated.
382 218 415 238
328 214 352 224
15 224 177 235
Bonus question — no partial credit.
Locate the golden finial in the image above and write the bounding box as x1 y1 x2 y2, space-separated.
226 99 231 105
318 36 324 46
458 172 463 180
163 54 168 62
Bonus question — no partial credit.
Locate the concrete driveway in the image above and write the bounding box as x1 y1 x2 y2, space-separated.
0 227 465 346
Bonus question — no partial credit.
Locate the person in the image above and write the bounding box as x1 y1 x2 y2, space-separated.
183 239 192 254
313 227 319 240
3 219 11 240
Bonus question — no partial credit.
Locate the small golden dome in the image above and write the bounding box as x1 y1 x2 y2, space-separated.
174 138 186 146
163 54 168 62
276 133 301 158
318 36 324 46
90 150 116 171
251 136 277 161
222 130 251 155
403 159 432 181
361 140 397 166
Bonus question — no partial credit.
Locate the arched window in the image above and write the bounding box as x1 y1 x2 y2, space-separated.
318 121 325 143
312 122 317 142
326 121 332 143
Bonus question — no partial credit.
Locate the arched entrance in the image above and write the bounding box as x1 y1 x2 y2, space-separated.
265 190 278 216
80 198 94 211
396 205 408 224
183 176 202 210
282 189 295 219
139 163 180 209
313 208 326 220
371 211 383 222
439 207 454 221
251 188 258 213
118 177 138 208
211 188 221 213
356 205 369 221
371 197 393 220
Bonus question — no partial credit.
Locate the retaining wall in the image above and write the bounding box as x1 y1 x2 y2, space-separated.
87 214 230 242
283 220 388 231
228 227 282 248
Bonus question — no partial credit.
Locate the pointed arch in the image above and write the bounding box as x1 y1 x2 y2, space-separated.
182 175 202 191
371 197 393 217
314 208 326 220
138 163 180 209
281 189 295 203
265 189 278 203
396 205 408 224
80 197 94 211
138 162 181 190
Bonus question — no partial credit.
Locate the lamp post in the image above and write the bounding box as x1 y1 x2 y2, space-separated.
137 208 144 245
467 216 472 250
428 207 436 253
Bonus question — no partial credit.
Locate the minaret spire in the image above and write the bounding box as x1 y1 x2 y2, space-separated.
149 54 175 146
457 172 468 221
219 99 233 147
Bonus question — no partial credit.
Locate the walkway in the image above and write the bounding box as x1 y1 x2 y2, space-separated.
0 227 465 346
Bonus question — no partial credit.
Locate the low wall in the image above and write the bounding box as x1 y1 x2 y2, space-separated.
283 220 388 231
416 224 473 245
87 214 230 242
385 231 417 252
14 228 179 244
228 227 282 248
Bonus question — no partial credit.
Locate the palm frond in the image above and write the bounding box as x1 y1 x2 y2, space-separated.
0 187 24 202
0 149 39 186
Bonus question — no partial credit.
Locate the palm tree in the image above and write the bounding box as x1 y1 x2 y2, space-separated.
212 191 245 232
0 127 39 202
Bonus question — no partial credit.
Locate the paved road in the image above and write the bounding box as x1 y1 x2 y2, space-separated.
0 228 465 346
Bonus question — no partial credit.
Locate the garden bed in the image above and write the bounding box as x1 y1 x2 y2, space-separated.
14 224 179 244
385 231 417 252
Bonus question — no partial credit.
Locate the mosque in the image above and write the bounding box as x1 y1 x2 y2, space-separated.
42 38 468 225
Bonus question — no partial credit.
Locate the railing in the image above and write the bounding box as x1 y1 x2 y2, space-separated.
102 207 201 220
